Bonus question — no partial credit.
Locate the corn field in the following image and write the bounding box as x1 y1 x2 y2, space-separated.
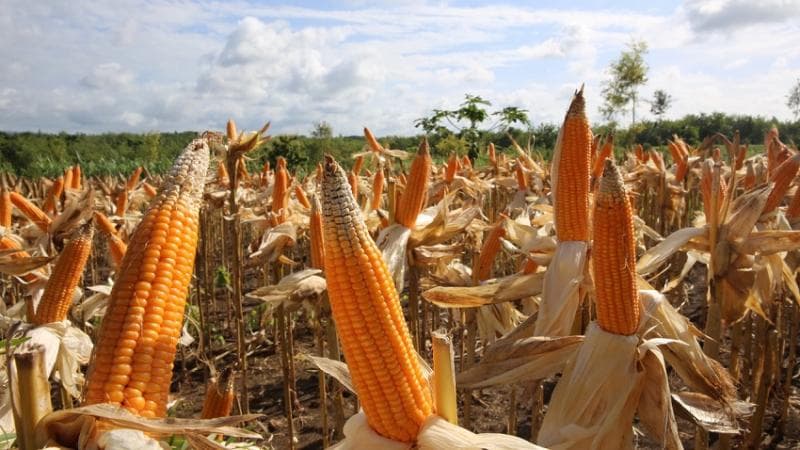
1 88 800 449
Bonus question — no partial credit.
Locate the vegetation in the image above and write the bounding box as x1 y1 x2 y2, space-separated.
600 39 649 125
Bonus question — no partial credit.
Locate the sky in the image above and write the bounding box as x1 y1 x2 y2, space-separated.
1 0 799 136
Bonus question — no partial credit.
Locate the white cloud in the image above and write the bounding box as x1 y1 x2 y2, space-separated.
683 0 800 32
80 63 135 90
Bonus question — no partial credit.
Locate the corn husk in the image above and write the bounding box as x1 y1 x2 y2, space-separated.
376 224 411 291
246 269 327 313
533 241 587 336
422 272 544 308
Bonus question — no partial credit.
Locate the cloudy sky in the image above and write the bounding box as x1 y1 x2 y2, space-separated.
1 0 799 136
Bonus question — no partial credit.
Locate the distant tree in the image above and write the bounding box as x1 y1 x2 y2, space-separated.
414 94 531 160
649 89 673 120
788 79 800 119
311 121 333 139
601 39 649 126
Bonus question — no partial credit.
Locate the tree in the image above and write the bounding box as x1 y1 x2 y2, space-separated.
311 121 333 139
601 40 649 126
414 94 531 160
649 89 673 120
788 79 800 119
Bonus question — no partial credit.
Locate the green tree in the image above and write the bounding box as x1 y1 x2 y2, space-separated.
601 40 649 126
311 121 333 139
787 79 800 119
649 89 673 121
414 94 531 160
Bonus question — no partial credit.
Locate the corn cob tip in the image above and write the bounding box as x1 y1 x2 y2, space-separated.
567 87 586 117
598 158 624 197
417 137 430 156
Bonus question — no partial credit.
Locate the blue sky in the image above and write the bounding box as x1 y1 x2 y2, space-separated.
1 0 799 136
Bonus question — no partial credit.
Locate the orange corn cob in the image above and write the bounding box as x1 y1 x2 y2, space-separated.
217 160 229 188
63 167 74 191
650 149 665 172
0 188 11 228
142 182 157 198
0 236 41 282
514 159 528 191
592 135 614 181
371 167 385 210
520 257 539 274
348 171 359 199
786 184 800 219
310 196 325 270
364 127 383 153
353 155 365 176
461 155 472 169
271 157 289 224
315 162 323 181
83 138 209 418
553 87 591 242
200 371 235 419
394 139 431 229
593 160 640 336
764 153 800 213
294 185 311 209
472 219 506 284
712 147 722 163
10 192 51 232
634 144 644 163
488 142 497 167
236 158 250 182
115 188 129 216
700 160 727 221
93 211 117 236
735 146 747 170
94 211 127 268
127 167 144 191
33 224 94 324
743 160 756 190
444 153 458 184
43 176 65 215
320 156 432 442
71 165 82 190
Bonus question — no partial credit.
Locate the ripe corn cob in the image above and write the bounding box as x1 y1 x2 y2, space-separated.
712 147 722 163
735 146 747 170
787 183 800 219
309 196 325 270
217 160 229 188
43 176 65 215
94 211 127 268
71 165 82 190
271 157 289 224
444 153 458 184
127 167 144 191
200 370 236 419
33 224 94 324
472 219 506 284
142 182 157 198
0 236 40 282
348 171 359 199
553 87 591 242
634 144 645 163
514 159 528 191
461 155 472 169
488 143 497 167
353 155 365 176
764 153 800 213
63 167 74 192
395 139 431 229
520 257 539 274
593 160 640 336
0 188 12 228
294 184 311 209
371 167 385 210
83 138 209 418
10 192 51 233
320 155 433 442
592 136 613 181
364 127 383 153
115 188 129 216
650 149 665 172
236 158 250 182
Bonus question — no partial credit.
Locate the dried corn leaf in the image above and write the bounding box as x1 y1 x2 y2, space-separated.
637 227 705 277
671 392 748 434
457 336 582 389
422 272 544 308
722 185 769 242
732 230 800 255
248 222 296 262
0 254 54 277
636 346 682 450
308 355 356 394
534 241 587 337
413 243 464 266
246 269 326 310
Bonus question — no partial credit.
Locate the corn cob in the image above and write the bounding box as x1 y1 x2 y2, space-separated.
444 154 458 184
320 155 433 442
634 144 644 163
593 160 640 336
271 157 289 224
514 159 528 191
10 192 51 232
764 153 800 213
43 176 65 215
395 139 431 229
520 257 539 274
348 171 359 200
71 165 82 190
371 167 385 210
650 149 665 172
592 136 613 181
735 146 747 170
294 184 311 209
115 188 129 216
127 167 144 191
94 211 127 268
33 224 93 324
142 182 157 198
472 219 506 284
488 143 497 168
236 158 250 182
217 160 229 188
353 155 365 176
0 236 40 283
200 370 236 419
0 188 11 228
461 155 472 170
83 138 209 418
364 127 383 153
787 184 800 219
310 196 325 270
712 147 722 163
63 167 74 191
553 87 591 242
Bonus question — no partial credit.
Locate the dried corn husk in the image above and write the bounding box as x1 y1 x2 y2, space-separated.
533 241 587 336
